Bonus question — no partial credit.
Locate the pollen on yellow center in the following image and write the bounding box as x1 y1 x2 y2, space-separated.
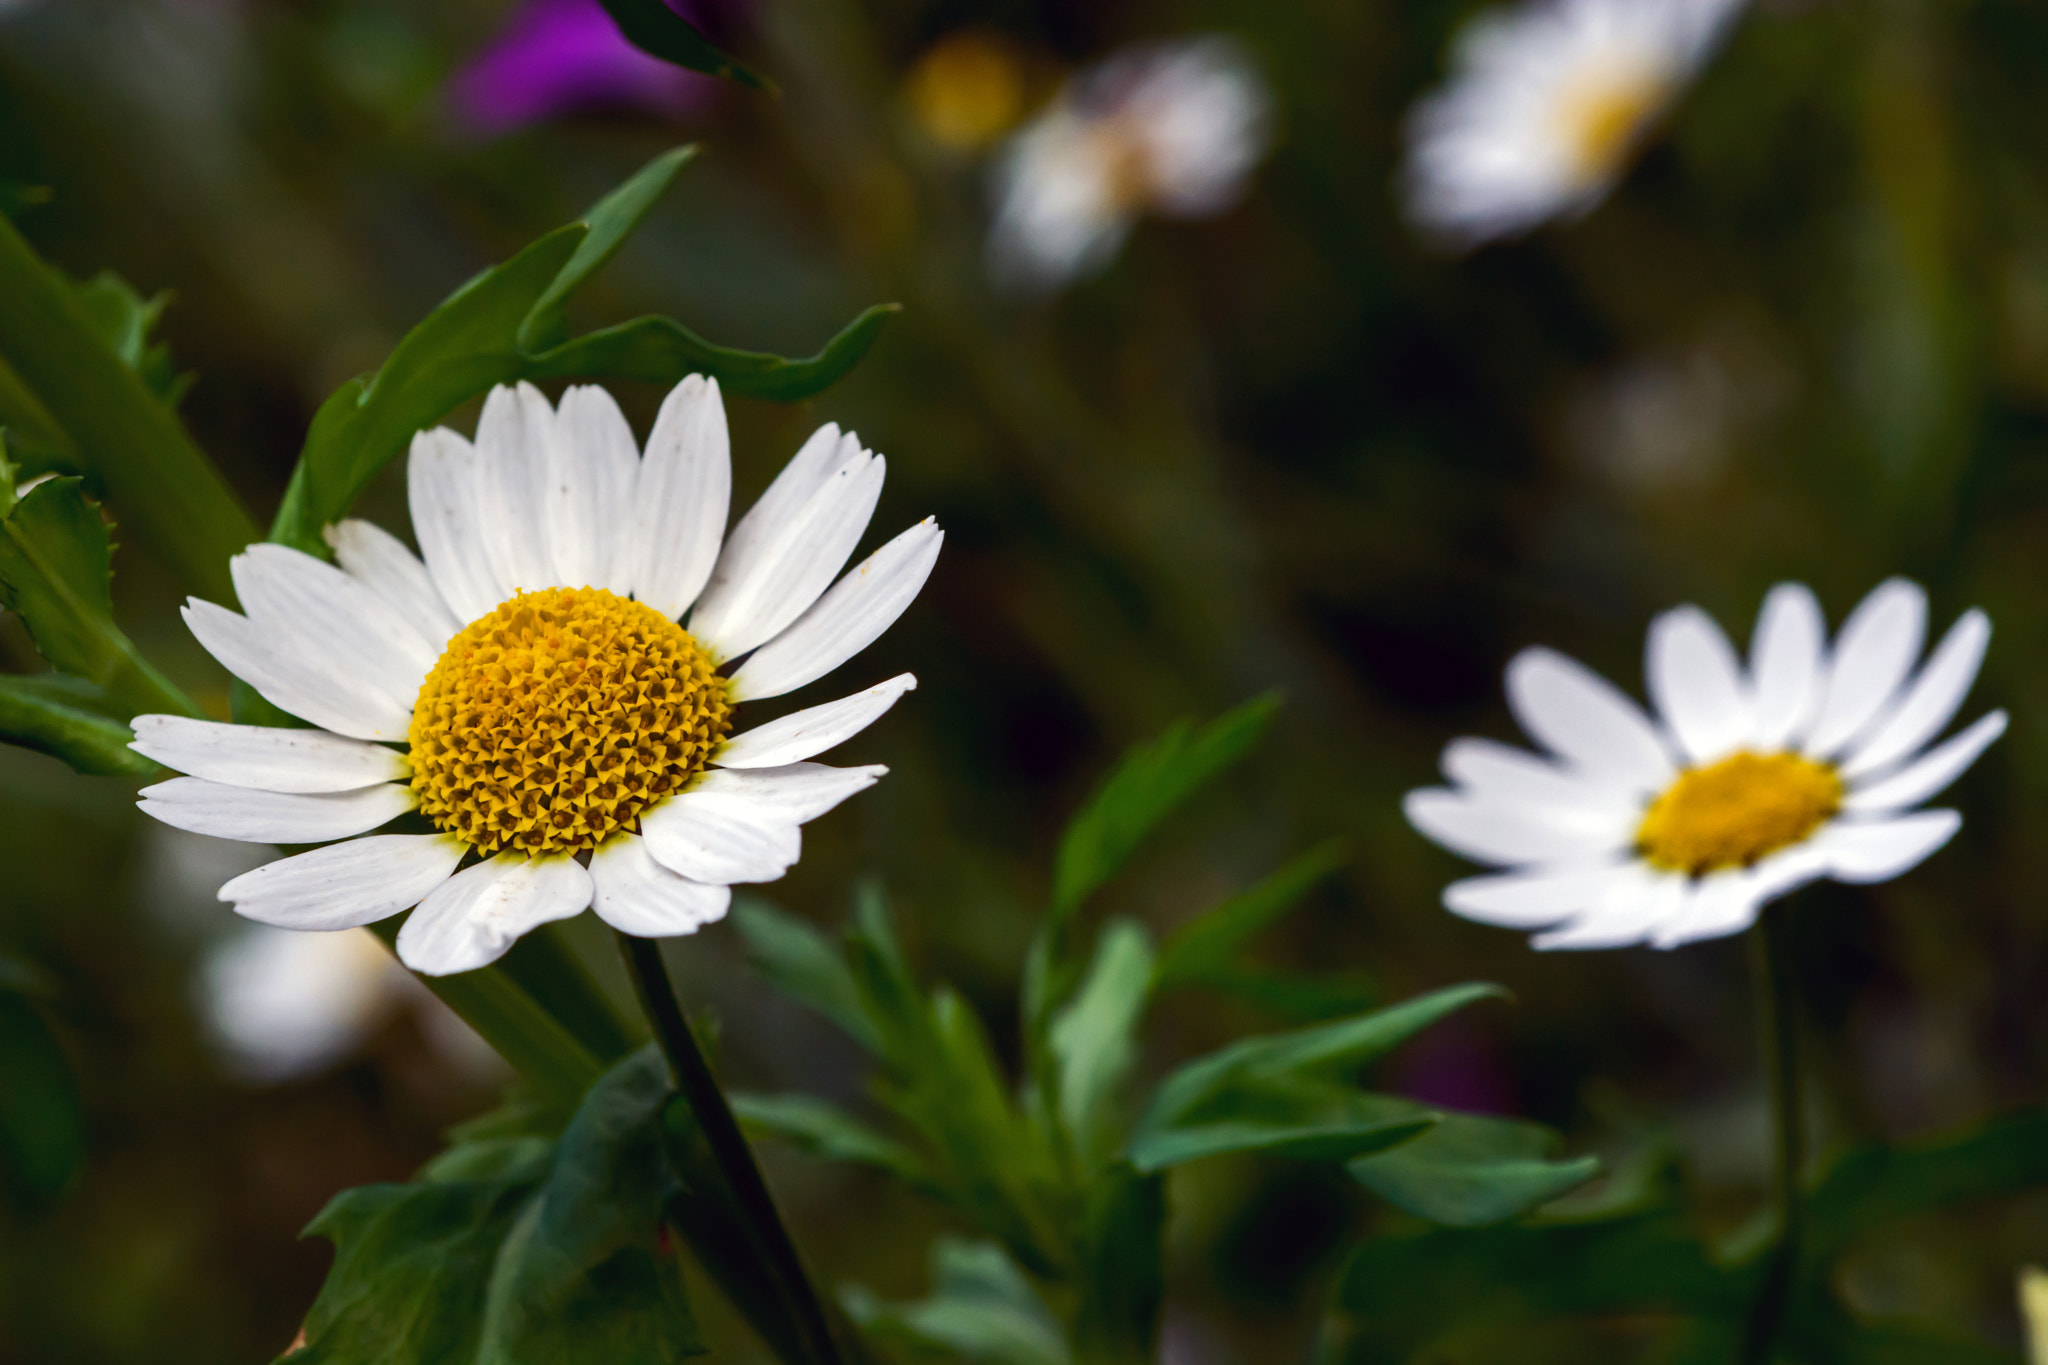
1560 70 1665 181
409 587 732 858
1637 750 1842 877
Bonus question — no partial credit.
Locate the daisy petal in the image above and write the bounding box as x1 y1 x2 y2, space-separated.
1749 583 1825 750
474 382 561 595
232 544 437 704
1650 868 1771 949
547 385 641 594
396 852 593 976
129 715 409 793
1442 862 1631 929
1438 737 1641 829
1533 864 1688 951
1806 578 1926 758
407 427 505 624
691 761 888 821
1845 711 2006 814
1504 646 1675 792
623 375 732 619
1404 788 1631 868
1647 604 1750 763
138 777 416 843
730 519 944 702
182 600 411 741
1840 610 1991 779
691 438 886 660
1817 810 1962 884
589 832 733 936
219 834 465 930
639 790 804 884
716 674 918 769
691 422 850 625
325 519 462 652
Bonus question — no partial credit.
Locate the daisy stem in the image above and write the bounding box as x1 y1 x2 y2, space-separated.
1742 909 1804 1365
619 931 848 1365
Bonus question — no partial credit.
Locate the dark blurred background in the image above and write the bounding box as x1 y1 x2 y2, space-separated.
3 0 2047 1360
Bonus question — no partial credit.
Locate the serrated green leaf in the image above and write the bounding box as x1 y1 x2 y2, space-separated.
1048 919 1153 1166
0 477 197 720
1153 841 1346 990
290 1047 699 1365
731 897 877 1050
0 987 84 1207
1347 1112 1601 1227
732 1091 935 1192
0 673 155 775
0 354 75 477
519 147 699 352
522 303 897 403
594 0 773 90
845 1237 1070 1365
68 272 189 409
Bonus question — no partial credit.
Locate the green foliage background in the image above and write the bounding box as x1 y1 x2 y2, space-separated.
1 0 2045 1361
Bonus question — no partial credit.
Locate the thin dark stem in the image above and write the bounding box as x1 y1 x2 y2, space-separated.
1742 909 1805 1365
619 932 846 1365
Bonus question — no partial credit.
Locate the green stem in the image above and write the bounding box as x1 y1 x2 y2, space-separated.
0 211 256 604
618 931 848 1365
1743 909 1805 1365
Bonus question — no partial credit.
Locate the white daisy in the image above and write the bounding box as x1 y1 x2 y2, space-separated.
1403 0 1746 247
987 35 1271 291
1405 579 2005 950
131 376 941 976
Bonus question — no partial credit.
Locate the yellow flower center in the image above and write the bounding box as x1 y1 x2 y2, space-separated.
1560 68 1667 182
409 587 732 857
1637 750 1842 876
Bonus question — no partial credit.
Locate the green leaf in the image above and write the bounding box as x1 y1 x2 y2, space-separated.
593 0 773 90
730 897 877 1051
731 1091 936 1192
1347 1113 1601 1227
289 1047 699 1365
269 150 893 555
1047 919 1154 1165
0 477 198 719
1160 965 1378 1022
0 673 155 775
0 985 85 1207
1152 841 1346 990
1804 1108 2048 1265
67 271 189 409
1072 1165 1165 1365
845 1237 1070 1365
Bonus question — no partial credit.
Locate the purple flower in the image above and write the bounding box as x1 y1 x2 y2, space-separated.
448 0 732 135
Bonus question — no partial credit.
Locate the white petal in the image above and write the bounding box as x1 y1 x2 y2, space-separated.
690 761 887 821
139 777 416 843
219 834 465 929
182 600 411 742
1650 868 1770 949
1442 861 1631 929
1815 810 1962 884
396 852 593 976
129 715 408 793
639 791 804 885
1438 736 1640 828
690 421 848 625
1404 788 1631 868
474 382 562 595
407 427 506 624
325 519 463 654
197 925 403 1080
691 439 885 660
716 674 918 768
1646 604 1750 763
1504 647 1675 793
545 385 641 593
232 544 437 706
1845 711 2006 814
1532 864 1689 951
1840 610 1991 779
622 375 732 619
1749 583 1825 750
589 832 733 936
1805 579 1927 758
730 519 943 702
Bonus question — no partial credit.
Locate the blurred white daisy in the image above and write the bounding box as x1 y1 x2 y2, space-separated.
1406 579 2003 950
1403 0 1746 247
133 376 940 976
987 35 1271 291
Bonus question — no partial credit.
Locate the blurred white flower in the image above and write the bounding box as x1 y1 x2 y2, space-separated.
2022 1266 2048 1365
1407 579 2002 950
1403 0 1745 247
198 925 408 1080
988 36 1271 291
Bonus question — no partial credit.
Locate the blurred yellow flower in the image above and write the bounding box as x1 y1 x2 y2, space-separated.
907 30 1027 151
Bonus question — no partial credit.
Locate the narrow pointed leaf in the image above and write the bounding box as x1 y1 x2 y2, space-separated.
1347 1113 1601 1227
594 0 773 90
0 673 155 775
